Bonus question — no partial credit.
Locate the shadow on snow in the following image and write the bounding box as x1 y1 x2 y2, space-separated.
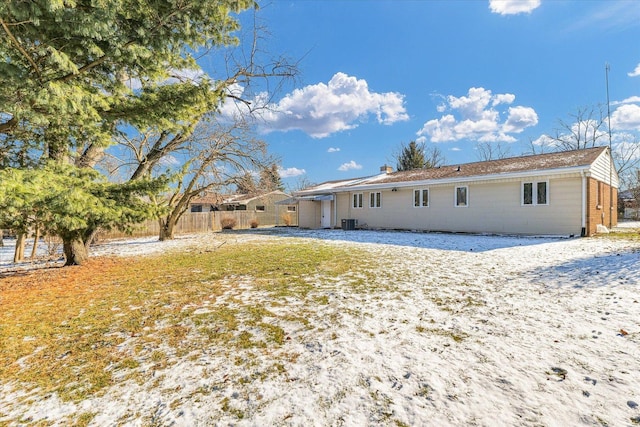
234 227 570 253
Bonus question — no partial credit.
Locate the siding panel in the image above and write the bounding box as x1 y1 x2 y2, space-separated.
338 177 584 235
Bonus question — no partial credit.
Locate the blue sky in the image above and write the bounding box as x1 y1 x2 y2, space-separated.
209 0 640 187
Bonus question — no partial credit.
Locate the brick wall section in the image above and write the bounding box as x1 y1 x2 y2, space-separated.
586 177 618 236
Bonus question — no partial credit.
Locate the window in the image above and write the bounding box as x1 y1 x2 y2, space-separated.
353 193 363 209
370 191 381 208
413 189 429 207
191 205 203 213
455 186 468 207
255 205 265 212
287 205 297 212
537 182 547 205
522 181 548 206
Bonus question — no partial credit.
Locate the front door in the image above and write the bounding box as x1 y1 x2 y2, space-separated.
321 200 331 228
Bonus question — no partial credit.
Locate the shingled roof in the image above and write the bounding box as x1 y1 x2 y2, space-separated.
300 147 608 193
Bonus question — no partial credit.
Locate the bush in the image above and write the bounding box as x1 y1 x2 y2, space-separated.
220 216 237 230
250 219 259 228
281 213 292 226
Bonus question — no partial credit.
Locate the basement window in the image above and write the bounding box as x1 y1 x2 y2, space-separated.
255 205 265 212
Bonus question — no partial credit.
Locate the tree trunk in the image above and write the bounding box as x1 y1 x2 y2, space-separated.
63 236 89 266
13 233 26 263
83 227 100 250
30 226 40 260
158 218 175 241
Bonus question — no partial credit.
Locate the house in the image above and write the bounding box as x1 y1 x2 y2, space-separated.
189 190 293 212
188 192 224 212
294 147 618 237
189 190 297 226
619 187 640 219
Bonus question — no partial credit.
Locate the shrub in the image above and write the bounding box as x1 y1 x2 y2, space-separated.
220 216 237 230
249 219 259 229
281 213 292 226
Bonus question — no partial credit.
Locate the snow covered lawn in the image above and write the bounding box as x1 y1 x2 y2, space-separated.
1 228 639 426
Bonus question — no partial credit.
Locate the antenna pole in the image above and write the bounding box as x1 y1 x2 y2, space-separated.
605 63 613 229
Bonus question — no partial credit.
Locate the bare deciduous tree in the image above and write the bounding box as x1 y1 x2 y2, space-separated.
550 105 609 150
475 141 512 161
153 117 272 240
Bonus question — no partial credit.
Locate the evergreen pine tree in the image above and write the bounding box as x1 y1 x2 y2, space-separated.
396 141 427 171
259 164 284 192
0 0 256 265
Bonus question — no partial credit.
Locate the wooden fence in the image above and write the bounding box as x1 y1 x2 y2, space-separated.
98 210 299 240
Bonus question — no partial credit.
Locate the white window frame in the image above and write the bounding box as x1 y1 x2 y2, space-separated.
413 188 429 208
287 205 297 212
521 180 549 206
353 193 363 209
369 191 382 208
454 186 468 207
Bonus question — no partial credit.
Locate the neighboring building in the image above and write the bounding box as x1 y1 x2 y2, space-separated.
189 190 297 226
188 192 224 212
294 147 618 237
619 188 640 219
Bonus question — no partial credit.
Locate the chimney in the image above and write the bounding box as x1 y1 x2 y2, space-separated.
380 165 393 174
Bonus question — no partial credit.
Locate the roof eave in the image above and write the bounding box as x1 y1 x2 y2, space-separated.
297 165 593 195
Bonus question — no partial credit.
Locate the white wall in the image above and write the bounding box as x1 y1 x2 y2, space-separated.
591 150 619 188
332 176 584 235
298 200 322 229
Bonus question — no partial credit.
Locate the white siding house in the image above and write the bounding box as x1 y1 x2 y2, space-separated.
294 147 618 236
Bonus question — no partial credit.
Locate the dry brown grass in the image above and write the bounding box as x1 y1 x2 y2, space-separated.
0 240 371 412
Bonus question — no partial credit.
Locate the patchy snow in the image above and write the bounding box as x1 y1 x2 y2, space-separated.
1 228 639 426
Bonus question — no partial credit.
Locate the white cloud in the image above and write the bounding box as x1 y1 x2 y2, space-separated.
531 134 558 148
278 167 306 178
629 64 640 77
489 0 541 15
417 87 538 143
503 106 539 133
338 160 363 172
492 93 516 106
611 104 640 130
327 147 341 153
258 72 409 138
616 96 640 105
450 147 462 152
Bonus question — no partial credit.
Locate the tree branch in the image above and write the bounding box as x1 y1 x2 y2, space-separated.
0 18 41 80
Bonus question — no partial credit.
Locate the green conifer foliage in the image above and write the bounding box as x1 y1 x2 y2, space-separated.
0 0 255 264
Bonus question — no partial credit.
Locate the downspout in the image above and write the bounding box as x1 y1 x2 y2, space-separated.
581 170 587 237
333 192 337 228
